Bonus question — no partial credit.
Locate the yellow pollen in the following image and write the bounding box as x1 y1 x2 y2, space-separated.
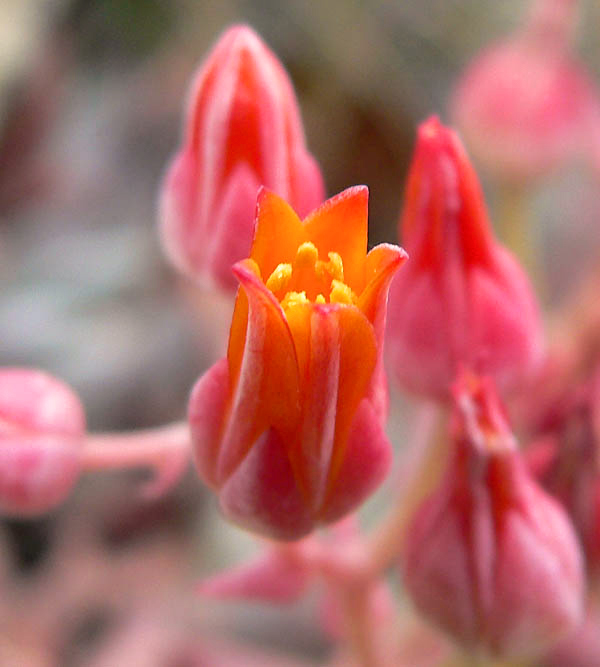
330 280 355 305
281 291 309 310
265 263 292 292
293 242 319 269
315 251 344 282
315 294 326 304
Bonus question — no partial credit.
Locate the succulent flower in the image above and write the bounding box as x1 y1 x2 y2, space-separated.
189 186 406 539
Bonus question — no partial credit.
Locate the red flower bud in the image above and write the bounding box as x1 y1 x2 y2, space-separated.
402 372 584 659
0 369 85 516
189 187 406 539
386 117 544 399
451 0 600 183
159 25 325 291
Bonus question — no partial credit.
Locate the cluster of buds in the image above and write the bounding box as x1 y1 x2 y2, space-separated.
5 2 600 664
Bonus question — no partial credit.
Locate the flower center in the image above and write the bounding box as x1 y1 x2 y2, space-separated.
265 242 356 309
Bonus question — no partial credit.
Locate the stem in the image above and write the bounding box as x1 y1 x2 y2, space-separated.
81 422 189 471
338 581 381 667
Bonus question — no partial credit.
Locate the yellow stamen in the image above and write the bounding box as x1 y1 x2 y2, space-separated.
315 251 344 283
293 242 319 270
281 291 309 310
330 280 355 305
266 263 292 292
315 294 326 304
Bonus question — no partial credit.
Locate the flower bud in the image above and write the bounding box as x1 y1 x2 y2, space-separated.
0 368 85 516
189 187 406 539
159 25 325 291
451 0 600 183
402 372 584 659
386 117 544 399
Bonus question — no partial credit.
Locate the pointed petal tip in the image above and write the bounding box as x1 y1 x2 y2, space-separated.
416 115 464 158
219 24 264 51
232 257 262 283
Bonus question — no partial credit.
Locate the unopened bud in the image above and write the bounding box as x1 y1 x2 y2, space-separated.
0 369 85 516
402 372 584 659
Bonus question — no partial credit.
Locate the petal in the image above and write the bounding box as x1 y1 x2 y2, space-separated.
218 260 300 484
219 428 314 540
319 398 392 523
359 243 408 337
158 149 201 277
303 186 368 293
207 163 260 290
188 358 230 489
326 305 378 493
286 304 341 510
250 188 307 281
283 304 378 512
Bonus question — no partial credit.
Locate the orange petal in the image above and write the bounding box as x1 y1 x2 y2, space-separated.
303 186 368 293
218 260 300 483
359 243 408 334
326 305 377 495
250 188 307 280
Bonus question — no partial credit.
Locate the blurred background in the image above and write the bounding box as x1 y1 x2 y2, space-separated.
1 1 600 664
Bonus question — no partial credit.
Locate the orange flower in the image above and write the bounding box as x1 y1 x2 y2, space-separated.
189 186 407 539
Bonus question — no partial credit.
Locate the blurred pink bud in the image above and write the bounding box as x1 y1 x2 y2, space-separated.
451 0 600 183
198 545 310 603
386 117 544 399
159 24 325 291
0 369 85 516
402 372 584 659
189 187 405 539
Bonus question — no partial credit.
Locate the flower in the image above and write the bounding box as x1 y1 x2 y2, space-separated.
386 116 544 399
188 186 407 539
0 368 85 516
402 371 584 659
159 24 325 291
451 0 600 183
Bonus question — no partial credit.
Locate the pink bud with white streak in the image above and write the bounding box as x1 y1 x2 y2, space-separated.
0 368 85 516
159 25 325 291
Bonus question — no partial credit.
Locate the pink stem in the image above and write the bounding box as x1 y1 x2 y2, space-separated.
81 422 190 471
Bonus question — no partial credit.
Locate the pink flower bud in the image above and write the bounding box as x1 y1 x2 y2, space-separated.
189 187 406 539
159 25 325 291
451 0 600 183
402 372 584 659
386 117 544 399
0 368 85 516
